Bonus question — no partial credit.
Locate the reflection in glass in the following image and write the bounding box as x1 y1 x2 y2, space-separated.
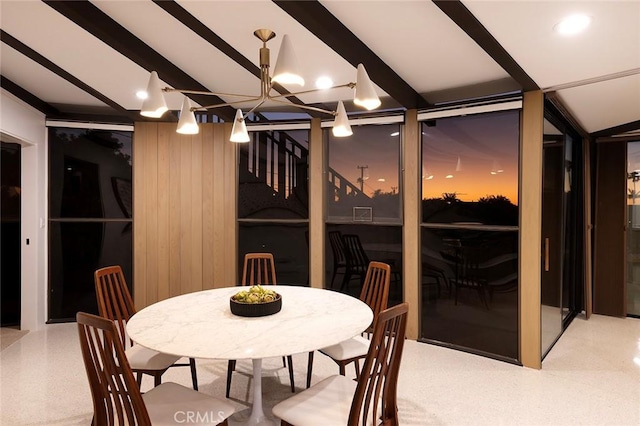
238 130 309 219
326 224 403 306
238 222 309 286
627 141 640 316
420 109 520 362
421 110 520 226
541 118 566 356
48 127 133 322
49 128 132 219
49 221 133 321
326 124 401 223
420 228 519 361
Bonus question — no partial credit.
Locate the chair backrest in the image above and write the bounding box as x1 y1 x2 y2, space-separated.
242 253 277 285
95 265 136 348
349 303 409 426
360 261 391 327
77 312 151 426
342 234 370 269
328 230 347 266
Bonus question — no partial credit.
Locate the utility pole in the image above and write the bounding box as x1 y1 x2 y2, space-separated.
357 165 368 192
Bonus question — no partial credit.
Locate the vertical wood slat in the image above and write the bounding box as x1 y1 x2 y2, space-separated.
202 124 215 290
133 124 147 310
191 131 203 294
169 129 182 297
145 123 159 306
520 91 544 369
212 124 227 287
402 110 420 340
222 123 237 286
180 133 193 293
309 118 324 289
157 124 170 301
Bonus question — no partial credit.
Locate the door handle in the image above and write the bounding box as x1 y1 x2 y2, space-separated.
544 238 550 272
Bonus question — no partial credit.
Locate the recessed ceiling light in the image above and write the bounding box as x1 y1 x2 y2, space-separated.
136 90 148 100
390 131 400 137
378 178 386 182
554 14 591 36
445 174 453 179
315 76 333 89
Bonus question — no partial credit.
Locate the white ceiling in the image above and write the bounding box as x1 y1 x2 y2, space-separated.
1 0 638 135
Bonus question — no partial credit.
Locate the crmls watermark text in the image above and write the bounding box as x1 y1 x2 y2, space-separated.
174 410 226 424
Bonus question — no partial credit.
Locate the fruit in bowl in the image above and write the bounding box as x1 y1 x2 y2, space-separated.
232 285 278 303
230 285 282 317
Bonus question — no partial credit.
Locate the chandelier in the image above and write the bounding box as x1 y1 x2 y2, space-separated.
140 29 381 142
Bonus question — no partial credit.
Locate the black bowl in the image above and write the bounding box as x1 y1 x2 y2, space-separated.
229 293 282 317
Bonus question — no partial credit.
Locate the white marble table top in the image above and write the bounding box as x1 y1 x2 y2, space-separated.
126 285 373 360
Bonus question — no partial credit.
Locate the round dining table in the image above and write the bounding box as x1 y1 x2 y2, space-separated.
126 285 373 426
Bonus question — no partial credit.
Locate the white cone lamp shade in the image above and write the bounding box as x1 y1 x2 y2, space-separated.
332 101 352 137
272 35 305 86
140 71 168 118
176 98 199 134
353 64 381 110
230 109 250 143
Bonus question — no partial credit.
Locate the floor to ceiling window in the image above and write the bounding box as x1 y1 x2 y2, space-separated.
48 127 133 321
540 106 583 358
325 120 403 305
419 104 521 362
237 128 309 285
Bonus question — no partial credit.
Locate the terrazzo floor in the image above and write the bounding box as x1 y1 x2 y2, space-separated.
1 313 639 425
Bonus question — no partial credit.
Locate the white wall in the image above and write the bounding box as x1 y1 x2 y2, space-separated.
1 89 47 330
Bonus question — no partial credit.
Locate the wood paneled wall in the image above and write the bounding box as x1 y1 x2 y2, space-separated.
133 122 237 310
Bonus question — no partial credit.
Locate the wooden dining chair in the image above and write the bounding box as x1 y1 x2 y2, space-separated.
94 266 198 390
328 230 348 289
306 261 391 388
273 302 408 426
226 253 295 398
77 312 235 426
340 234 370 291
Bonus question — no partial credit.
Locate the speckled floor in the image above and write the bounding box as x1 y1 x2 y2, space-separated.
1 313 638 425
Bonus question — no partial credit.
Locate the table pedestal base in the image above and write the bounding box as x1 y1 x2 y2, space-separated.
229 359 277 426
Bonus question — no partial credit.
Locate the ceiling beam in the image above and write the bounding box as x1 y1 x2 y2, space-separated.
273 0 430 110
43 0 235 121
1 30 137 121
591 120 640 139
0 75 60 116
432 0 539 92
152 0 325 118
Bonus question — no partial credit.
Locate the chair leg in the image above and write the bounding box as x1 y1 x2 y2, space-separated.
154 372 161 387
189 357 198 391
136 372 143 388
354 359 360 378
286 355 295 392
281 356 287 368
340 271 351 292
330 268 338 289
225 360 236 398
339 363 346 376
306 351 314 388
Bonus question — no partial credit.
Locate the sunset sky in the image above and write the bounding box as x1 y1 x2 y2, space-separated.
327 109 520 205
